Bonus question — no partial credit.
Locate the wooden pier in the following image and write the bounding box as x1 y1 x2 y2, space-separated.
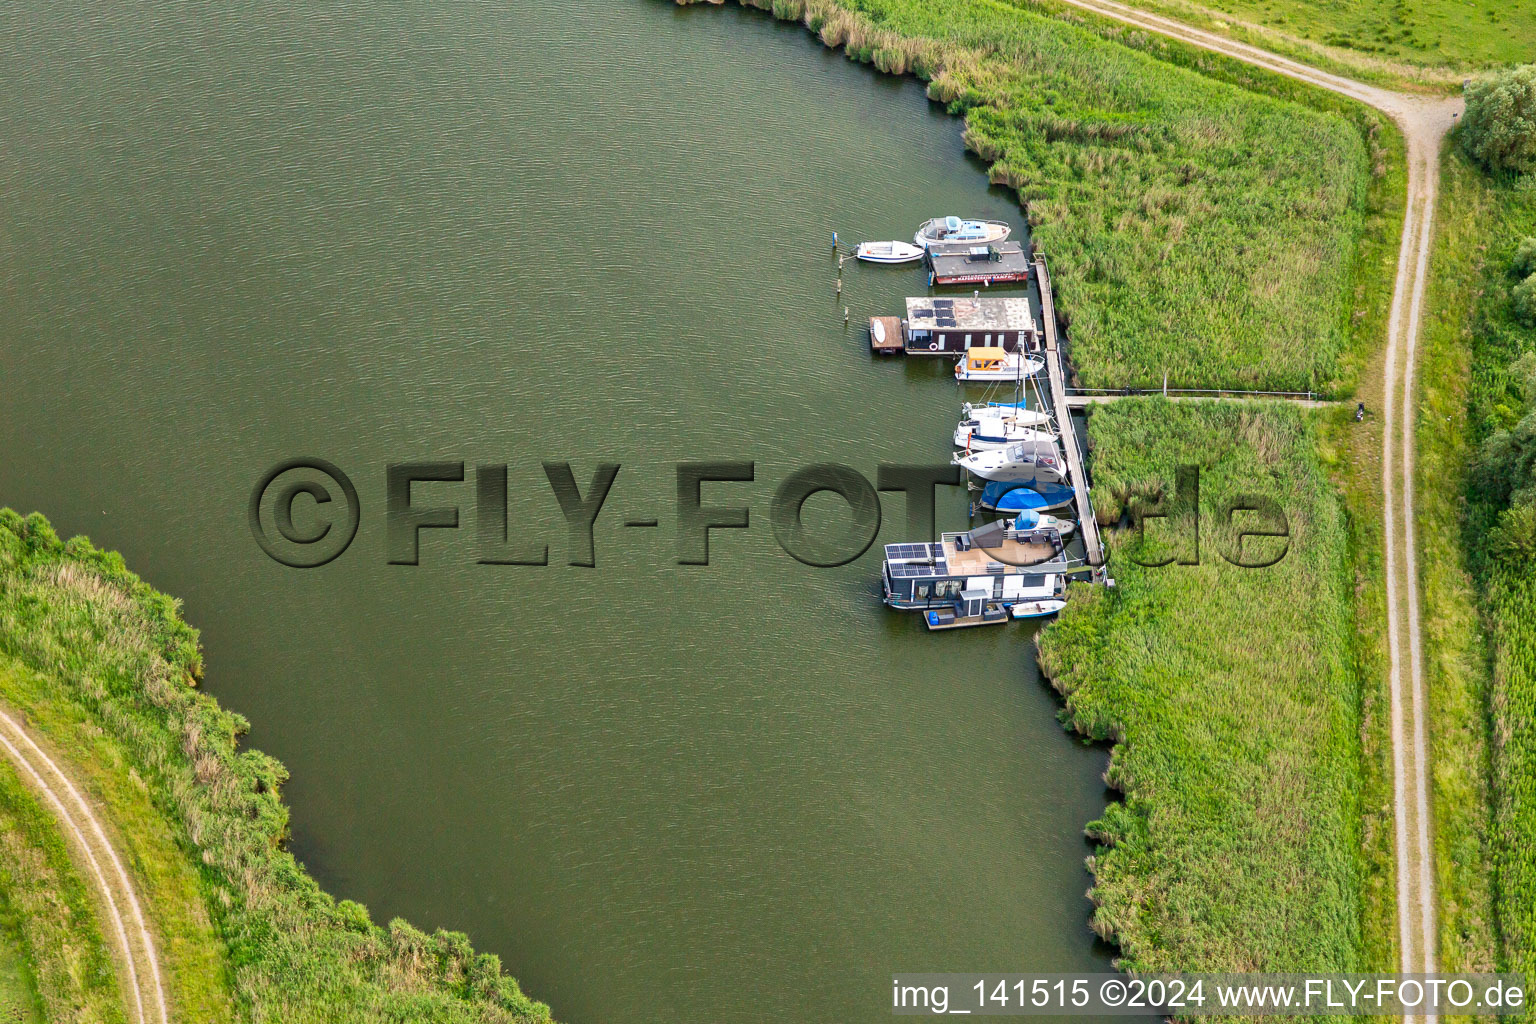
1034 254 1106 576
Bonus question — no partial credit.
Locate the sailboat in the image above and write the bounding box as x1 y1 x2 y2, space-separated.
953 439 1067 484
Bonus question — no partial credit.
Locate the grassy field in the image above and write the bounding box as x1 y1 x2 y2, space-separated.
1424 148 1536 981
695 0 1376 394
1037 400 1364 973
1042 0 1536 90
0 510 554 1023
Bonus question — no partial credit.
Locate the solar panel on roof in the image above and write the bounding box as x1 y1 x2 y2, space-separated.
934 299 954 308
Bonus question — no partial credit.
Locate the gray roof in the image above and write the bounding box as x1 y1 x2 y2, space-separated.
905 296 1036 333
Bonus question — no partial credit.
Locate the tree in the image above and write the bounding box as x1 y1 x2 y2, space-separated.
1462 65 1536 176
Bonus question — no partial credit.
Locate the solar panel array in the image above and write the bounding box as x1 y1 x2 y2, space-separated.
885 542 947 578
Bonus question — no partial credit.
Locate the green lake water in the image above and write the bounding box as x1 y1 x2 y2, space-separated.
0 1 1120 1020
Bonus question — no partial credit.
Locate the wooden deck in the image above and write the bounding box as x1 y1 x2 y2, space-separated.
868 316 904 354
1035 255 1106 576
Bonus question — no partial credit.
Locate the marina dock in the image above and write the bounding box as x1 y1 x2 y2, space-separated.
1034 254 1106 575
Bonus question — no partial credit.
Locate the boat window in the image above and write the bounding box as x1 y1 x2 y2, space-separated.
915 584 928 598
965 334 972 347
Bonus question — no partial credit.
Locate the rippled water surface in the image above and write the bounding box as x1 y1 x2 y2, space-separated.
0 2 1117 1021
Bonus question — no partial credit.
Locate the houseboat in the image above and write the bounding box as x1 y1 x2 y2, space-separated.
881 519 1072 629
903 296 1039 356
914 216 1011 249
927 240 1031 286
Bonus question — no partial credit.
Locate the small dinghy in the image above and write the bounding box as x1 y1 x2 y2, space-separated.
1007 574 1069 620
914 216 1011 249
976 480 1076 514
954 440 1067 484
954 347 1045 382
855 240 926 264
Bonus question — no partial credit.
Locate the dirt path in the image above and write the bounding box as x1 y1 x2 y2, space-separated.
0 706 169 1024
1050 0 1462 997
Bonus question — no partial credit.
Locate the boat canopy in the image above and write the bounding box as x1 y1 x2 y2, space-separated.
945 215 963 231
963 347 1008 371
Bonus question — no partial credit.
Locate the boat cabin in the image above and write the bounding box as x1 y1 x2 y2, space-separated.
959 347 1010 375
903 296 1039 356
881 521 1069 613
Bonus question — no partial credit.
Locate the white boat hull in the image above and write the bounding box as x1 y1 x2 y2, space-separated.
954 422 1057 451
855 241 926 264
955 354 1045 382
1011 599 1067 620
954 445 1067 484
963 403 1053 430
914 217 1012 249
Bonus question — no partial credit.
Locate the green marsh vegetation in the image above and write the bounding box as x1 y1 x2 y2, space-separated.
1037 400 1364 972
1414 134 1536 980
1033 0 1536 90
686 0 1376 394
0 511 553 1024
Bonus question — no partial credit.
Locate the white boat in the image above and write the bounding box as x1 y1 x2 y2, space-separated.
954 347 1045 382
914 216 1011 249
854 240 926 264
1009 509 1075 538
953 440 1067 484
955 407 1056 451
1010 574 1068 620
964 401 1053 428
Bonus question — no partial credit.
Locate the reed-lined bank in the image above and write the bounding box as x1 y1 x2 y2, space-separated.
1036 400 1366 974
0 511 553 1023
679 0 1377 394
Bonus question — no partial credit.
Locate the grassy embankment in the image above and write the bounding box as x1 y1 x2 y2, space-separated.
0 510 554 1023
685 0 1374 394
1030 0 1535 92
1414 146 1536 980
1038 400 1364 973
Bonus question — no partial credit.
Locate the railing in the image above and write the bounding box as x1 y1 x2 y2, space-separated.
1064 386 1323 401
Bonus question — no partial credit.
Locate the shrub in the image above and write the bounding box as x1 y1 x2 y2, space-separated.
1515 274 1536 327
1462 65 1536 176
1515 236 1536 278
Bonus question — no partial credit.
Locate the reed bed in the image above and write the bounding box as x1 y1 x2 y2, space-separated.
0 510 553 1024
683 0 1371 393
1037 400 1363 973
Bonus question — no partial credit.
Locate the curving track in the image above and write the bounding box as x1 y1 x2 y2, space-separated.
1047 0 1462 1000
0 706 169 1024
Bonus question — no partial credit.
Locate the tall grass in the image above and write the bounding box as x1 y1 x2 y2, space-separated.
1037 400 1363 973
683 0 1372 393
0 511 553 1024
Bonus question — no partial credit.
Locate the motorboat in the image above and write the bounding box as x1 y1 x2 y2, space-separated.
975 479 1076 514
1009 509 1074 537
854 240 926 264
954 440 1067 484
955 347 1044 382
914 216 1011 249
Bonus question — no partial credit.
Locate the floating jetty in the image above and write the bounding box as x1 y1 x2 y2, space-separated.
927 241 1031 286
